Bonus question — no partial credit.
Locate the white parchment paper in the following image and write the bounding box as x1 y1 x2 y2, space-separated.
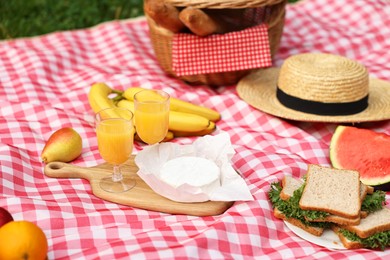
134 132 254 202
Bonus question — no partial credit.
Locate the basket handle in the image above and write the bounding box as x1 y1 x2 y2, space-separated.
266 0 287 29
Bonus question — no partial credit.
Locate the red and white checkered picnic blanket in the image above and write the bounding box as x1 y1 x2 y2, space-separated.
1 0 390 259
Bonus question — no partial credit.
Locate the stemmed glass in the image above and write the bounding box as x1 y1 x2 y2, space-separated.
95 107 136 193
133 89 170 145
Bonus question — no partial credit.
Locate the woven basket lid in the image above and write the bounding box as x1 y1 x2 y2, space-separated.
236 53 390 123
164 0 285 9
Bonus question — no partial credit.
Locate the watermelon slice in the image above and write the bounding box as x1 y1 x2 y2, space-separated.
330 125 390 190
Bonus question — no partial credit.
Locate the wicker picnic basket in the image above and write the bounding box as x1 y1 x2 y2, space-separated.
145 0 287 86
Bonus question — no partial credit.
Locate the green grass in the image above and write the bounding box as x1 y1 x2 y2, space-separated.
0 0 144 40
0 0 299 40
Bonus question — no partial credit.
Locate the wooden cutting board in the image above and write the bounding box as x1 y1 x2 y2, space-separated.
44 155 234 216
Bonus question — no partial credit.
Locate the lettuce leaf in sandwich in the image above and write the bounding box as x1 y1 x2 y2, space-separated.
361 190 386 213
269 182 330 229
269 181 385 229
340 229 390 250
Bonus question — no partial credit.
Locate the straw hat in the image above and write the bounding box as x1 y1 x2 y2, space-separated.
237 53 390 123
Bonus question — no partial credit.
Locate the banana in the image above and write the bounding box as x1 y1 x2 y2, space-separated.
117 99 211 132
88 82 125 118
172 121 216 137
163 131 175 142
168 111 210 132
122 87 221 122
88 82 116 113
116 99 135 112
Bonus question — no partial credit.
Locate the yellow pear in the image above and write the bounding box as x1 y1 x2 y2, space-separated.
41 127 82 163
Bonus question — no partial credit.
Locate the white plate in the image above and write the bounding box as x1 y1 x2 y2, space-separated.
284 221 346 250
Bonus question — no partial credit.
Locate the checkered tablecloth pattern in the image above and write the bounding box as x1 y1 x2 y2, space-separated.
172 24 272 76
1 0 390 259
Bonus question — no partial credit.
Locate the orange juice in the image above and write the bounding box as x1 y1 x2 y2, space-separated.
135 105 169 145
97 118 134 165
134 89 170 145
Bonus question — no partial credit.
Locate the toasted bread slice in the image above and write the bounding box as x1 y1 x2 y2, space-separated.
280 175 304 200
299 165 361 219
359 183 370 202
307 213 361 226
273 208 324 236
306 181 369 225
339 207 390 239
366 184 374 195
331 225 363 249
359 183 375 218
360 211 368 219
281 173 364 225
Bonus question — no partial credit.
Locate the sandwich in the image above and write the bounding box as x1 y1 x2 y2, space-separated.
269 164 385 237
271 175 328 236
332 207 390 250
299 165 368 225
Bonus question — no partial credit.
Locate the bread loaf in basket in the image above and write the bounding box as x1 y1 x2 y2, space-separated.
144 0 287 85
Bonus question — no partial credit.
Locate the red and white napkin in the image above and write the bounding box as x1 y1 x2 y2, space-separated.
172 24 272 76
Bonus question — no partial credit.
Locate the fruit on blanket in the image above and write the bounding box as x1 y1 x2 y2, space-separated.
330 125 390 190
172 121 216 137
0 207 13 228
117 99 211 132
88 82 122 116
87 83 219 141
0 221 48 260
122 87 221 122
41 127 82 163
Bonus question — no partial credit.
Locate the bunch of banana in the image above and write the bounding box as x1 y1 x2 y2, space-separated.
122 87 221 122
88 82 123 117
88 84 221 142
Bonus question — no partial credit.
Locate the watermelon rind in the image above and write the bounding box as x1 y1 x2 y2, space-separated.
329 125 390 188
329 125 345 169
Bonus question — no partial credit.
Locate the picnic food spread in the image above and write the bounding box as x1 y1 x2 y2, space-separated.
330 125 390 190
1 0 390 259
270 127 390 250
88 83 221 141
269 165 388 249
0 209 48 260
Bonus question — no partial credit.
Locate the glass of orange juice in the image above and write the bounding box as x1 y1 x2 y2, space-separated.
95 107 136 193
134 89 170 145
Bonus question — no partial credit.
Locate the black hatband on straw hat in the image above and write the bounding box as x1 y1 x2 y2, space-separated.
276 87 369 116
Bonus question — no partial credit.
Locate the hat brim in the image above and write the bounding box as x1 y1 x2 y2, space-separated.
236 68 390 123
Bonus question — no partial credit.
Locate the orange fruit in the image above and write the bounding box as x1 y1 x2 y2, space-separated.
0 220 48 260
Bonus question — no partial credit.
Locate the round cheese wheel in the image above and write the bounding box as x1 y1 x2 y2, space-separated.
159 156 220 190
